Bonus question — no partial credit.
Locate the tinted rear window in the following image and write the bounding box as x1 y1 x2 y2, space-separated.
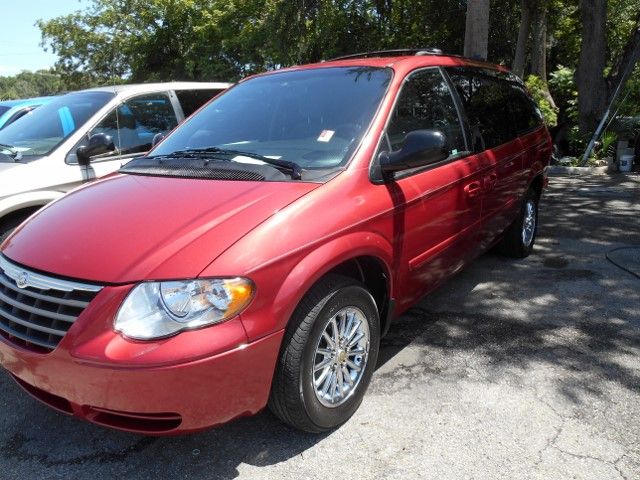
504 83 544 133
175 89 225 117
447 68 542 150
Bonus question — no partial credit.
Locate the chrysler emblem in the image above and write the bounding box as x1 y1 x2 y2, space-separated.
16 272 29 289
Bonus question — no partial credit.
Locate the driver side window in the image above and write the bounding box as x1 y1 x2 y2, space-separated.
91 93 177 156
387 69 466 157
69 92 178 163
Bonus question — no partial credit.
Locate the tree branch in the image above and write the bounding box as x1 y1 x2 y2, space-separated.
606 11 640 105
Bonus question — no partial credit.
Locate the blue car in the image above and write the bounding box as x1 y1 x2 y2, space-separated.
0 96 55 130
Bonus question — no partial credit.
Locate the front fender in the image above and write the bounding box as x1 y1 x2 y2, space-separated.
237 231 394 341
0 190 64 219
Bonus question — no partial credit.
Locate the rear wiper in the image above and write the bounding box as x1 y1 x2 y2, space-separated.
153 147 303 180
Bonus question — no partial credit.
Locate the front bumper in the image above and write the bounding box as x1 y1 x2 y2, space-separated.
0 285 284 434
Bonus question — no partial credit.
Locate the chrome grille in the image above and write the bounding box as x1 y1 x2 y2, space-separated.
0 255 102 352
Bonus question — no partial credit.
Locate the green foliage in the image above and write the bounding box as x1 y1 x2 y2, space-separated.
595 131 617 159
566 125 588 155
0 70 65 100
35 0 523 83
614 64 640 117
547 65 588 155
21 0 640 157
525 75 558 127
549 65 579 122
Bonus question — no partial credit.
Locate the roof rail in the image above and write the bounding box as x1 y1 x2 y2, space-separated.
328 48 444 61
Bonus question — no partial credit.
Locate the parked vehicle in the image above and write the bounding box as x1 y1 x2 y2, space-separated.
0 96 55 130
0 82 231 241
0 50 551 435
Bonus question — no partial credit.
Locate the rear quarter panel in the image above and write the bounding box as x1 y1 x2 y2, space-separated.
521 126 553 185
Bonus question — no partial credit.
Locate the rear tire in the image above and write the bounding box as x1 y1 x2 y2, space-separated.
268 274 380 433
496 188 539 258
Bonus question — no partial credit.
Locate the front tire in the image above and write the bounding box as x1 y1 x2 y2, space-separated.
0 212 32 244
268 274 380 433
496 188 539 258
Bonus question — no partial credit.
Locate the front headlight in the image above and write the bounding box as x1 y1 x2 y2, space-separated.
114 278 255 340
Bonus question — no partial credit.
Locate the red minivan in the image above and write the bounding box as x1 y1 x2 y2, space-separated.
0 50 551 434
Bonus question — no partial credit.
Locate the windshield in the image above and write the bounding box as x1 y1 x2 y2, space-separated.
151 67 392 175
0 91 114 159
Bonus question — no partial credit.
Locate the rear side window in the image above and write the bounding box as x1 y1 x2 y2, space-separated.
175 89 224 117
505 83 544 133
447 69 513 150
447 68 542 150
387 68 466 156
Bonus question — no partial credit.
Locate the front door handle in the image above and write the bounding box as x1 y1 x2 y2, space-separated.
464 181 482 198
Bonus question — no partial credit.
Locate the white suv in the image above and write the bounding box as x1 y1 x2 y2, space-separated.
0 82 230 240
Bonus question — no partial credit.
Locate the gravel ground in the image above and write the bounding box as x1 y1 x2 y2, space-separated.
0 173 638 480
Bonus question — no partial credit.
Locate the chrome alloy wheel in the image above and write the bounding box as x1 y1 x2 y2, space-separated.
312 307 370 408
521 199 537 247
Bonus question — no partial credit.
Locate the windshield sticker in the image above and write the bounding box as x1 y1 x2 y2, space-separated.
317 130 335 142
58 106 75 136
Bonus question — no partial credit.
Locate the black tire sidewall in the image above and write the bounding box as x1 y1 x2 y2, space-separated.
519 190 539 255
0 229 11 245
299 285 380 431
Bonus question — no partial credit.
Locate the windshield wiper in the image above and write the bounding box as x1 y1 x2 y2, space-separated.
152 147 303 180
0 143 17 158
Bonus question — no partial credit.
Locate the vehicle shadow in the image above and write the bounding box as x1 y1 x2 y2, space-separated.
376 251 640 402
378 175 640 404
0 373 328 479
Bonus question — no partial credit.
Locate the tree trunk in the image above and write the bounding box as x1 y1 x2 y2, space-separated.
576 0 608 137
606 12 640 106
464 0 490 60
512 0 533 78
530 0 547 80
530 0 556 109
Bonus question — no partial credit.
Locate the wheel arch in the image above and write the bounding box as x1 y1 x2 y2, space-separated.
0 191 64 220
529 173 545 198
270 232 395 339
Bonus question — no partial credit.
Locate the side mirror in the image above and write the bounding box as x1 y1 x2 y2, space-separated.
152 132 166 147
379 129 449 174
76 133 115 166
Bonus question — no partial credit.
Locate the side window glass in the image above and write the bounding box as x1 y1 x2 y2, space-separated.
89 93 178 157
387 69 466 157
506 84 544 134
447 68 516 150
175 89 224 117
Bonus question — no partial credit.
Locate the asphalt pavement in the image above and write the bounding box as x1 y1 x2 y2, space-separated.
0 173 638 479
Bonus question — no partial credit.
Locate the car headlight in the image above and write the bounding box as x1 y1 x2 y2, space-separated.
114 278 255 340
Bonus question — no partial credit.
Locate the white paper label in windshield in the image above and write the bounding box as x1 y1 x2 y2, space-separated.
317 130 335 142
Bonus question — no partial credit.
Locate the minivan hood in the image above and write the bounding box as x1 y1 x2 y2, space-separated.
0 161 20 172
1 174 319 283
